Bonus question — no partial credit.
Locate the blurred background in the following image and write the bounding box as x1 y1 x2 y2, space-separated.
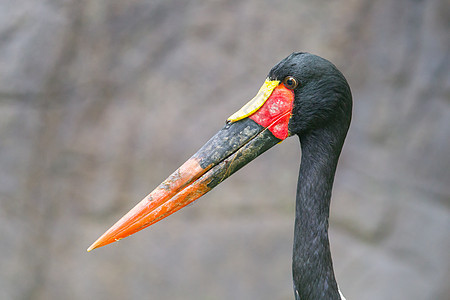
1 0 449 299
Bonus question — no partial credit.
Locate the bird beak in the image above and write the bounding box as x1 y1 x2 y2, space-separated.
87 79 295 251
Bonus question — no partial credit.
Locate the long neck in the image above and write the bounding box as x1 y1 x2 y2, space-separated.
292 127 345 300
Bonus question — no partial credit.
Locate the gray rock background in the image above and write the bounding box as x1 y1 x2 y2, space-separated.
0 0 449 299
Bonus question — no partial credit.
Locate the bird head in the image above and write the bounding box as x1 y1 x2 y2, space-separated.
271 52 352 137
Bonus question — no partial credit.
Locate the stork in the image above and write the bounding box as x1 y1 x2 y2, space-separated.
88 52 352 300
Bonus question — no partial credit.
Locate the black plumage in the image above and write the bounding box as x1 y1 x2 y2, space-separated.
270 53 352 299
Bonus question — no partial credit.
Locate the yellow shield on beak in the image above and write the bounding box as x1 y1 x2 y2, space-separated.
227 79 280 123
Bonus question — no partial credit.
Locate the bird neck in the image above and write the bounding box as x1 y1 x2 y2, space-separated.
293 127 345 300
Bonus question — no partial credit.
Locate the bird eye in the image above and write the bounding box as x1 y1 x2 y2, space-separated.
282 76 299 90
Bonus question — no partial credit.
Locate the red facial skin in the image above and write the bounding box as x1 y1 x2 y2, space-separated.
249 84 294 140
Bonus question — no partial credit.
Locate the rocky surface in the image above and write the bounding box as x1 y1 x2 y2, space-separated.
0 0 449 299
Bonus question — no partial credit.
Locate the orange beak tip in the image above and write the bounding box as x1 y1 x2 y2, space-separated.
86 237 107 252
86 242 99 252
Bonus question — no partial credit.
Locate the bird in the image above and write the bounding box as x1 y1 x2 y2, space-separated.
88 52 352 300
